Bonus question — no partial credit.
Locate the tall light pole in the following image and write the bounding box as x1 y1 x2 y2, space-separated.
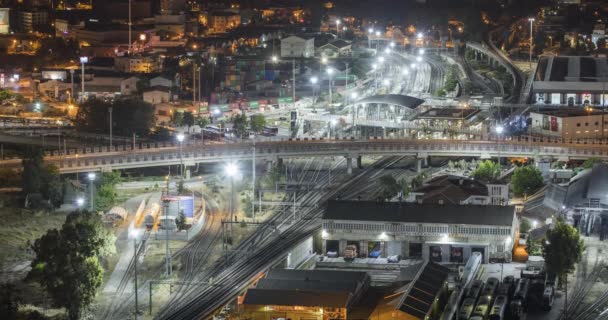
109 106 113 150
128 0 132 53
495 125 504 168
87 172 96 211
528 18 535 70
225 163 238 236
368 28 374 49
129 228 140 319
79 56 88 102
375 31 381 52
336 19 341 36
327 67 334 107
69 69 74 103
176 133 185 179
310 76 318 105
251 136 256 219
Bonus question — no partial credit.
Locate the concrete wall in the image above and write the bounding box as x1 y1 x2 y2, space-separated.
286 235 313 268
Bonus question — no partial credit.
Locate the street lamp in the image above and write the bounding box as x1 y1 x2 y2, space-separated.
528 18 535 70
176 133 185 179
335 19 341 35
129 228 140 319
79 56 88 102
310 76 318 104
87 172 96 211
76 197 84 207
271 55 278 63
495 125 504 135
418 48 425 55
368 28 374 48
225 163 239 236
402 67 409 75
382 79 390 86
390 41 395 48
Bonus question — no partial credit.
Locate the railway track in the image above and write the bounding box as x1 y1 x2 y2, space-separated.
157 156 400 319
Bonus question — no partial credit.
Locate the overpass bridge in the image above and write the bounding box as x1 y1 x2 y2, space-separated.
3 137 608 174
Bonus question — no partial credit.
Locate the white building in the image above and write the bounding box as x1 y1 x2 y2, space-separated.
280 35 315 58
143 86 170 104
322 201 517 263
121 76 140 95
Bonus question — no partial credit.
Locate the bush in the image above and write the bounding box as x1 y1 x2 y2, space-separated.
511 166 544 197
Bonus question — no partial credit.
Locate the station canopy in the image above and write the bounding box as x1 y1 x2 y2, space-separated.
353 94 425 109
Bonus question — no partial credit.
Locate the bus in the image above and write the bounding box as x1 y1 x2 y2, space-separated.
262 126 279 136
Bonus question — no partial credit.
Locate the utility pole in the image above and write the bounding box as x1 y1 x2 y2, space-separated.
133 236 139 320
192 62 196 108
344 62 349 106
528 18 535 71
128 0 132 53
109 106 113 150
163 199 172 276
69 69 74 102
252 137 256 219
292 59 296 108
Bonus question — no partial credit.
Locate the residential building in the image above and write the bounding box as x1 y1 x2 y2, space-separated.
121 76 140 95
208 11 240 33
240 269 370 320
322 200 517 263
143 86 170 104
410 174 509 206
317 39 352 58
280 35 314 58
529 109 608 139
114 55 163 73
0 8 9 34
532 56 608 106
19 9 48 32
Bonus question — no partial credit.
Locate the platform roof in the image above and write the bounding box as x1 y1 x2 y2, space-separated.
354 94 425 109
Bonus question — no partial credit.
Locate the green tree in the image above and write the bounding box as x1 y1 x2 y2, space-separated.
520 218 532 234
582 157 602 169
40 164 63 208
249 114 267 133
471 160 501 182
182 111 195 128
27 211 115 320
171 111 184 126
543 219 584 313
21 146 44 194
511 166 544 197
241 194 254 218
196 116 210 128
398 178 411 198
232 113 249 138
0 89 13 101
411 172 428 189
94 171 121 212
378 174 399 200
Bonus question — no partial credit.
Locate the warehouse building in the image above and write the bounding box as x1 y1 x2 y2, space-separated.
322 200 517 264
240 269 370 320
532 56 608 106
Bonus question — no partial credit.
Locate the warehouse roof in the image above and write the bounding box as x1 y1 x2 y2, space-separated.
565 163 608 207
354 94 425 109
256 278 358 293
324 201 515 226
265 269 368 283
243 289 350 307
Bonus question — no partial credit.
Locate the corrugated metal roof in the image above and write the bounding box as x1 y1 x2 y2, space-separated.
323 201 515 226
243 289 351 307
397 262 450 319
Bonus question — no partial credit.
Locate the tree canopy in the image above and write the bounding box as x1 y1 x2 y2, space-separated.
471 160 501 182
543 219 584 277
21 147 64 208
94 171 121 212
378 174 400 200
511 165 544 197
232 114 249 138
75 97 155 136
249 114 267 133
582 157 602 169
28 210 115 320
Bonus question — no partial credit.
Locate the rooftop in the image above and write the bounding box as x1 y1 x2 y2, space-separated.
323 200 515 226
413 175 488 205
243 289 350 308
355 94 425 109
564 162 608 207
398 261 450 319
417 107 479 120
530 108 605 118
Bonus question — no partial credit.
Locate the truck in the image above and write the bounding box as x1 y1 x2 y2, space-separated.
344 245 358 261
521 256 545 279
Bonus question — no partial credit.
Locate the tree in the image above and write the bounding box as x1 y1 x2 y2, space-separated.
94 171 121 212
471 160 501 182
520 218 532 234
249 114 267 133
196 116 210 128
378 174 399 200
543 219 584 315
171 111 184 126
398 178 411 199
582 157 602 169
136 78 150 94
40 164 63 208
28 211 115 320
182 111 195 128
76 97 155 136
232 114 249 138
22 146 44 195
511 166 544 197
176 210 186 230
411 172 427 189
